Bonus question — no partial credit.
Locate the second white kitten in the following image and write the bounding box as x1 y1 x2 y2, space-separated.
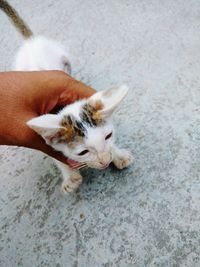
14 35 71 74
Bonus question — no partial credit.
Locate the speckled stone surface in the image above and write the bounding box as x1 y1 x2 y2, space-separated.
1 0 200 266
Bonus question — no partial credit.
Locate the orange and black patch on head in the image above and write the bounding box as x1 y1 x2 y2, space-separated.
81 100 104 127
54 101 104 145
57 115 86 144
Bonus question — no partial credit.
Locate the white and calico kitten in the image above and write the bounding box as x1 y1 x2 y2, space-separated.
1 0 133 193
27 86 133 192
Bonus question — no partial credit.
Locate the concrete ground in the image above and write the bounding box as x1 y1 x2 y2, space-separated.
1 0 200 266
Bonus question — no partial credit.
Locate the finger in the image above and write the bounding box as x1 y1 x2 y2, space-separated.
57 77 96 106
38 142 86 169
26 71 96 115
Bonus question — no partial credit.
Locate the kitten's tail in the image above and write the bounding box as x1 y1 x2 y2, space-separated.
0 0 33 38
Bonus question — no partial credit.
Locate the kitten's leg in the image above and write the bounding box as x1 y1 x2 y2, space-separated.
111 145 133 169
54 160 83 193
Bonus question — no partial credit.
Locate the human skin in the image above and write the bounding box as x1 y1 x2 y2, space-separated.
0 71 95 168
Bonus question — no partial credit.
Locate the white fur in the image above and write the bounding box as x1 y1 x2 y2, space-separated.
14 35 133 193
14 36 71 73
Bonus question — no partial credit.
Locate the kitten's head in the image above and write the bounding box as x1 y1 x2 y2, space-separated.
27 85 128 169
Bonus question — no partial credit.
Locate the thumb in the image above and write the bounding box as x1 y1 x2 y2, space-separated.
39 142 83 169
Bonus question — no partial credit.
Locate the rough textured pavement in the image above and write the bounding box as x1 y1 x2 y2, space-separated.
1 1 200 266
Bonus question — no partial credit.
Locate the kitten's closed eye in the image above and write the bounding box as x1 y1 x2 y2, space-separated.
78 149 89 156
105 132 112 140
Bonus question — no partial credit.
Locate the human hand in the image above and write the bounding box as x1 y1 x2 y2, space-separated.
0 71 95 168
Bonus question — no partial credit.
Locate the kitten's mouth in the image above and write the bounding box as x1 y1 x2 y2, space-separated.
100 163 109 169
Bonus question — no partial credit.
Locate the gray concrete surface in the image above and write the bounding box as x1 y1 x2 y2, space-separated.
1 0 200 266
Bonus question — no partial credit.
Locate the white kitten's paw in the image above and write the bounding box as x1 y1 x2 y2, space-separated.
113 150 133 170
61 173 83 193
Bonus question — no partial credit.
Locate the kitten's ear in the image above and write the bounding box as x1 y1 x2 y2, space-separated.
27 114 63 143
88 85 129 118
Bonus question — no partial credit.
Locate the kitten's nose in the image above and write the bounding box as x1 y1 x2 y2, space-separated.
98 152 111 166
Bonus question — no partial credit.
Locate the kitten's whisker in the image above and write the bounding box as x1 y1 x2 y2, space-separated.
76 164 87 170
70 163 87 170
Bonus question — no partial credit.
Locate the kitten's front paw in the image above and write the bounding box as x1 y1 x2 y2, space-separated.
61 173 83 193
113 150 133 170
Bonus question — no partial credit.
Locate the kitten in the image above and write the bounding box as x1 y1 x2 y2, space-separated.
28 86 133 192
0 0 71 73
0 1 133 193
